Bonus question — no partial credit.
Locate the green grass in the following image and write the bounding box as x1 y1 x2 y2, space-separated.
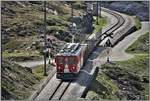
93 16 107 34
126 32 149 54
3 39 24 50
117 54 149 77
134 16 142 30
2 50 42 61
32 65 45 80
87 54 149 100
86 72 119 100
3 50 39 58
118 54 149 95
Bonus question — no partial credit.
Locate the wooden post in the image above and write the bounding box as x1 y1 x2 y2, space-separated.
43 1 47 76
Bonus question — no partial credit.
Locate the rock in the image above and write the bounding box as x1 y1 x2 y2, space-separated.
100 1 149 21
29 1 42 5
142 77 149 83
26 32 32 36
14 50 19 53
104 70 118 80
118 78 130 86
127 93 136 100
32 42 36 45
25 67 32 73
8 49 13 53
1 87 17 100
46 19 56 26
130 81 144 91
126 72 140 81
16 1 26 7
53 10 58 15
26 47 30 50
18 31 26 36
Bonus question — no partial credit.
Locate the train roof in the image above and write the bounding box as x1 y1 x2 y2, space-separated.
57 43 82 56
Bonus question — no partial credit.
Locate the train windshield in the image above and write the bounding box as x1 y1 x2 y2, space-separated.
68 56 77 65
57 57 65 64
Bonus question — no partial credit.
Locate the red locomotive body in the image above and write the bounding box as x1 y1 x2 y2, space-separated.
55 43 86 79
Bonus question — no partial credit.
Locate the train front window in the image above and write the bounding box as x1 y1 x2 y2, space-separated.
57 57 65 64
68 56 77 65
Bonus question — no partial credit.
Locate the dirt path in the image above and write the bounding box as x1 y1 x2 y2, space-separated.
17 59 49 68
100 22 149 61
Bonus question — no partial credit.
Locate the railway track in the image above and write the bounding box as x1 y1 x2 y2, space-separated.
102 8 125 34
32 8 131 100
49 81 71 100
96 8 125 44
34 74 72 100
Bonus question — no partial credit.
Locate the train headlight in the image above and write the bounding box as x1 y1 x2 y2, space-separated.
57 66 61 70
72 66 75 69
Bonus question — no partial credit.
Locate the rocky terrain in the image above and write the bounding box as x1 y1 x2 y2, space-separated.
100 1 149 21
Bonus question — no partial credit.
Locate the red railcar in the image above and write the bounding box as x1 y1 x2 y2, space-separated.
55 43 87 79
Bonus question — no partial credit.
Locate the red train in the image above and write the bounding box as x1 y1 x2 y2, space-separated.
55 37 97 80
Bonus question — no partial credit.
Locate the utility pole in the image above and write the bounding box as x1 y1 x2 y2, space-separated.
71 3 73 19
43 1 47 76
96 1 99 25
71 3 74 43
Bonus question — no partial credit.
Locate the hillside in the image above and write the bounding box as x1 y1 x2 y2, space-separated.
1 60 41 100
1 1 86 62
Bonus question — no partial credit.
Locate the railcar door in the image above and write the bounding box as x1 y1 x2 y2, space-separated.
56 56 65 73
68 56 78 73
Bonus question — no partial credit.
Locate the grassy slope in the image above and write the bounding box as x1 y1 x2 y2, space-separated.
93 16 107 34
126 32 149 54
1 60 42 100
134 16 142 30
86 32 149 100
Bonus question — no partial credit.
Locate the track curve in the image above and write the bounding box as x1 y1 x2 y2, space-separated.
32 7 130 100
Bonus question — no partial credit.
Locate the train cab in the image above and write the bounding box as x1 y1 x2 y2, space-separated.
55 43 84 80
